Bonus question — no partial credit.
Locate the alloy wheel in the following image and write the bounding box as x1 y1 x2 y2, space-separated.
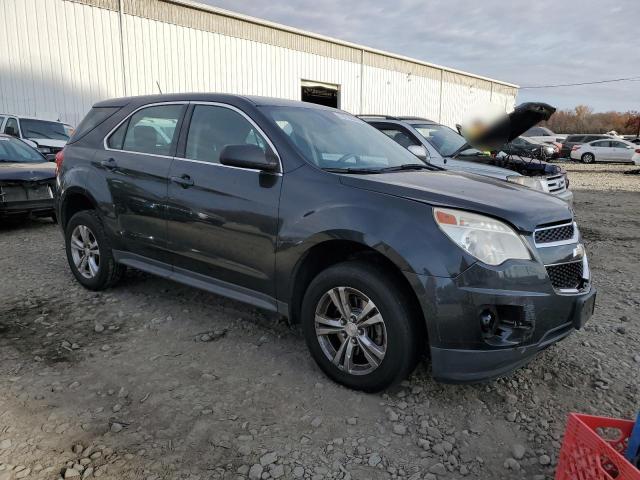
314 287 387 375
70 225 101 279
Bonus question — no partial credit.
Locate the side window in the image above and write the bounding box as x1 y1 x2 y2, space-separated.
4 118 19 137
591 141 608 147
0 116 5 127
108 105 183 155
185 105 268 164
611 141 628 148
378 127 419 149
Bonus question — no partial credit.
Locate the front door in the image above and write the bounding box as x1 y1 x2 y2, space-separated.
610 140 634 162
98 103 186 263
166 103 282 299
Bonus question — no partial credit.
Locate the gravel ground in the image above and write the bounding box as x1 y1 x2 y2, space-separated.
0 164 638 480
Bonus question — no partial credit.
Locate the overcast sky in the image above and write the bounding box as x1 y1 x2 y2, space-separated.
199 0 639 112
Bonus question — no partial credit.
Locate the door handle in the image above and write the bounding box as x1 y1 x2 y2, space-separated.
101 157 117 170
170 174 194 188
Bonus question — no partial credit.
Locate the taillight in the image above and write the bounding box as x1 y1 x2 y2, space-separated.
635 149 640 154
55 149 65 176
571 145 579 150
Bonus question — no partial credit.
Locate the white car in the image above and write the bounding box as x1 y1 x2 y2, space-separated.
0 114 72 160
570 138 640 164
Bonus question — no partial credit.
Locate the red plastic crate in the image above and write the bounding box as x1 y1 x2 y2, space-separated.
556 413 640 480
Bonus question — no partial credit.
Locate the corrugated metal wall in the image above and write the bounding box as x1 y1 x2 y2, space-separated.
0 0 517 127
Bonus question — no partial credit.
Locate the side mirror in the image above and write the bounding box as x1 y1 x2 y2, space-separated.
407 145 428 161
5 126 17 137
219 144 279 172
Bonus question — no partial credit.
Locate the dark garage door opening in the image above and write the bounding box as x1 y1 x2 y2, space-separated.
301 81 339 108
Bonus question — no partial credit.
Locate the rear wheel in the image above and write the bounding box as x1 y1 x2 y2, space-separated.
65 210 125 290
581 152 595 164
301 261 421 392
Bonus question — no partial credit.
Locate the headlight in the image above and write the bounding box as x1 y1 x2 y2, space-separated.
507 175 549 192
434 207 531 265
37 147 51 154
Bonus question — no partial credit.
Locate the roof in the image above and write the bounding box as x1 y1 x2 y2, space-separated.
94 93 335 110
163 0 519 89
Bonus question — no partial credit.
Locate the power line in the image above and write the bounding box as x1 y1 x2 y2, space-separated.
520 76 640 89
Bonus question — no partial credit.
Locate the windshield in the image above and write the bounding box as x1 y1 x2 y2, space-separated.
412 123 480 157
262 107 430 172
0 137 46 163
20 119 70 140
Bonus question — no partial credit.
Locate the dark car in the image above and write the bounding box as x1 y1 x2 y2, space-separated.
55 94 595 391
0 134 56 220
561 134 612 158
499 136 557 159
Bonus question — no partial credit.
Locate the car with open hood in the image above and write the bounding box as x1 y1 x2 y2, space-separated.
362 103 573 205
0 114 72 161
0 134 56 220
55 94 595 391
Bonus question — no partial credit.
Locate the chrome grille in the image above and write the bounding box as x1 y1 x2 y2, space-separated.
546 261 584 290
545 174 567 193
535 222 575 245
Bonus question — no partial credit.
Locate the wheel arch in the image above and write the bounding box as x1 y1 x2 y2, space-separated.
59 187 99 229
286 238 428 347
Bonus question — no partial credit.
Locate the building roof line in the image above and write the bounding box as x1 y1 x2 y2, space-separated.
166 0 519 89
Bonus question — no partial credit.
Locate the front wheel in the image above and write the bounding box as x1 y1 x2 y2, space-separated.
581 153 595 164
301 261 421 392
65 210 125 290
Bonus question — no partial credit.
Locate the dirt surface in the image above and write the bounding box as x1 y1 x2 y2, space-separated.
0 164 638 480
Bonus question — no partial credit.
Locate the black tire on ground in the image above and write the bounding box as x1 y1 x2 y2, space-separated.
51 213 58 224
64 210 125 290
581 153 595 164
301 260 421 392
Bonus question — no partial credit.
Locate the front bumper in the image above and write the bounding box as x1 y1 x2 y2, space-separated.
431 286 595 383
0 199 54 217
409 254 595 383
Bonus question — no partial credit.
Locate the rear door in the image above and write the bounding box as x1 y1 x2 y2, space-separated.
98 102 187 263
589 140 609 161
166 102 282 300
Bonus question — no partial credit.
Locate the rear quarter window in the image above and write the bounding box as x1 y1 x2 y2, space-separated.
69 107 121 143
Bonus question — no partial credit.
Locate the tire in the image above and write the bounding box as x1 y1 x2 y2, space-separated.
301 261 421 392
64 210 125 290
581 153 595 164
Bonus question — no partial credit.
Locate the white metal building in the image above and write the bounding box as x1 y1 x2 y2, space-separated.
0 0 518 127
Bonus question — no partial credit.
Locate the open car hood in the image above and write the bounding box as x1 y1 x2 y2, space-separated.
466 102 557 151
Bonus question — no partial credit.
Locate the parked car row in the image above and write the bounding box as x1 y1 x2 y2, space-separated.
51 95 595 391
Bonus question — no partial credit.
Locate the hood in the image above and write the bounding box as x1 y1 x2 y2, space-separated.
458 152 563 176
442 157 519 180
467 102 557 150
0 161 56 182
26 138 67 148
340 170 572 232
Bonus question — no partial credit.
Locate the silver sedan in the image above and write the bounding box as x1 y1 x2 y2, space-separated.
571 139 640 164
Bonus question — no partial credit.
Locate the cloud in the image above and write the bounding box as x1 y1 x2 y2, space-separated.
199 0 640 112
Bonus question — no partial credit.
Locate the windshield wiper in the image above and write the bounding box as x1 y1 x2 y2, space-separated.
322 167 384 174
377 164 436 172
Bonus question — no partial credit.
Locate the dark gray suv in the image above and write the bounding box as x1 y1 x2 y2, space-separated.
55 94 596 391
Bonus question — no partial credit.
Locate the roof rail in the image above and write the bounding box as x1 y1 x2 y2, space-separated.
397 116 435 122
356 114 401 121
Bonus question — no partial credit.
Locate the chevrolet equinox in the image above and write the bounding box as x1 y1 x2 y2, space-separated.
55 94 596 392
